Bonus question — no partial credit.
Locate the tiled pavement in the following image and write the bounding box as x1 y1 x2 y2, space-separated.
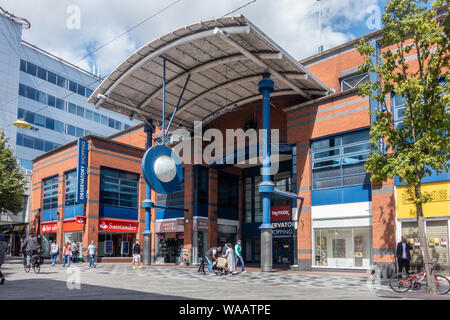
1 257 449 300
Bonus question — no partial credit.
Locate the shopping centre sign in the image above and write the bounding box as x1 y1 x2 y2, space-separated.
76 138 88 203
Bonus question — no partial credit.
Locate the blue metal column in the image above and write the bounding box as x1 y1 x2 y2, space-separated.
142 120 155 266
258 72 274 272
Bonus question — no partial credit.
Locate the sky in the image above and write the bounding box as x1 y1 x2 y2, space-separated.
1 0 387 77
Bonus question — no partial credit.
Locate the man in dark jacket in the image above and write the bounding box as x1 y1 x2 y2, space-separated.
396 236 413 274
22 234 38 267
204 246 222 274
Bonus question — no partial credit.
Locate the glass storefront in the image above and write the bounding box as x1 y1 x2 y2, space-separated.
98 232 136 257
41 232 56 256
314 227 371 268
156 234 184 263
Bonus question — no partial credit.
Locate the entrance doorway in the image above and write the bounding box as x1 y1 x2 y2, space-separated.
273 238 293 264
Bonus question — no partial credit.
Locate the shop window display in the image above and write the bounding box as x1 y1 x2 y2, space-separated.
98 232 136 257
314 227 371 268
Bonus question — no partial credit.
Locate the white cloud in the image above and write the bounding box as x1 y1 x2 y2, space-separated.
0 0 382 76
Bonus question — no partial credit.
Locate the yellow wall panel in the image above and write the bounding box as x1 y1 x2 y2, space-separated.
396 181 450 218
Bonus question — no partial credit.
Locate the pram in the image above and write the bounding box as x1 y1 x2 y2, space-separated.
214 257 229 276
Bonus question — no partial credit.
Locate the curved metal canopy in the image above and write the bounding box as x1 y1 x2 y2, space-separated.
88 15 331 131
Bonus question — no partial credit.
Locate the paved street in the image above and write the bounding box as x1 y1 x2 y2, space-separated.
1 257 449 300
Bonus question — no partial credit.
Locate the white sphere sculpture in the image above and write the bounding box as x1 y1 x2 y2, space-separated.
154 155 177 183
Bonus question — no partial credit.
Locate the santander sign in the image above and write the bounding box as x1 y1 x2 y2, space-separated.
98 219 138 233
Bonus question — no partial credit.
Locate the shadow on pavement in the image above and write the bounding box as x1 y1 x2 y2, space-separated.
0 278 194 300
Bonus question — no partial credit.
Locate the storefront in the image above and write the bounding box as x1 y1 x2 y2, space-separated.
40 222 57 256
272 206 294 264
192 217 208 264
312 202 372 269
155 218 184 264
63 216 85 255
396 181 450 274
217 222 238 248
97 218 138 258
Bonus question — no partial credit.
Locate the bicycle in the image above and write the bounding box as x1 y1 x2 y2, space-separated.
24 254 41 274
390 261 450 295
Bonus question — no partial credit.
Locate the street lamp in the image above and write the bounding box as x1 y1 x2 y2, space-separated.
13 118 39 131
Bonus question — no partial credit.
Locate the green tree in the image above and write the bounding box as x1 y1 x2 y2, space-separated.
357 0 449 294
0 130 27 215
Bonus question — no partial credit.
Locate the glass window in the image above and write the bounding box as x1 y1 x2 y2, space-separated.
34 114 45 127
47 94 56 107
341 73 369 91
45 118 55 131
44 141 54 152
37 90 47 104
19 83 26 96
65 171 77 206
311 137 341 151
68 103 77 114
195 166 209 205
68 80 77 93
108 118 115 128
55 120 64 133
34 138 44 151
57 75 66 88
47 71 57 84
25 86 36 100
16 133 23 145
100 168 139 209
37 67 47 80
20 59 27 72
22 135 34 148
101 115 107 126
67 125 76 136
85 88 93 97
85 109 93 120
115 120 122 130
342 130 369 145
77 84 85 96
93 112 101 123
24 110 35 124
26 62 37 76
124 124 130 130
76 105 84 117
17 108 24 119
76 127 84 137
311 129 370 190
43 176 59 210
56 98 65 110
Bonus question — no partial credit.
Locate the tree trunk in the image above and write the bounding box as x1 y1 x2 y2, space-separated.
416 203 437 294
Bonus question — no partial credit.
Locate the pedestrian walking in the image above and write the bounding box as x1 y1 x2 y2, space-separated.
71 242 79 263
62 242 72 267
0 234 7 284
131 240 142 269
86 240 96 268
223 243 236 277
396 236 413 274
234 240 246 273
50 241 59 267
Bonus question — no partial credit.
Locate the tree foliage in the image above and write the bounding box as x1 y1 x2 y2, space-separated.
357 0 449 294
0 130 27 214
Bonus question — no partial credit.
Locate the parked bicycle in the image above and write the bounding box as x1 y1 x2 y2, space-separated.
390 261 450 295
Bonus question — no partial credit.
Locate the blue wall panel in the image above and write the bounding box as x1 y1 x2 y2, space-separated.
194 203 208 217
311 184 372 206
395 166 450 186
217 207 239 220
156 208 184 220
100 205 138 220
63 204 83 219
42 209 57 222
